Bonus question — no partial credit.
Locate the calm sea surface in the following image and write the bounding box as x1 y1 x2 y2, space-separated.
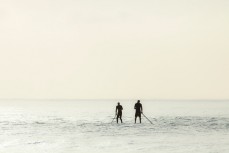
0 100 229 153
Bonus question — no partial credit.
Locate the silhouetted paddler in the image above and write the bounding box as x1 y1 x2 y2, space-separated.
134 100 143 123
116 102 123 123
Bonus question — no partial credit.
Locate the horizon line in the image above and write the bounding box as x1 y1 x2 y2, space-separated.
0 98 228 101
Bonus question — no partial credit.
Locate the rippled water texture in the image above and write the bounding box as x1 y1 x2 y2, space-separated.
0 100 229 153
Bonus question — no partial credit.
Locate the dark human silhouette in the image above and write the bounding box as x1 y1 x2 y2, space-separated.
116 102 123 123
134 100 143 123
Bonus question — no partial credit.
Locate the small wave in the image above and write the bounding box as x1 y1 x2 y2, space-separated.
27 141 43 145
34 121 46 124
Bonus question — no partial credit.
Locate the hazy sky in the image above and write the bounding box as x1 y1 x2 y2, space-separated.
0 0 228 99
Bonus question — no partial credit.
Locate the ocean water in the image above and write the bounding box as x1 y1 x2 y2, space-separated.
0 100 229 153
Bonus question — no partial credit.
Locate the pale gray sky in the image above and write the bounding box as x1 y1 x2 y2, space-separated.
0 0 228 99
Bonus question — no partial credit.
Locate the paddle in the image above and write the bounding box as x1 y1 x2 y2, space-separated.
111 114 116 124
141 112 153 124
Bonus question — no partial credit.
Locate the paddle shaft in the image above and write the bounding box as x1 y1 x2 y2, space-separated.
142 113 153 124
111 114 117 124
